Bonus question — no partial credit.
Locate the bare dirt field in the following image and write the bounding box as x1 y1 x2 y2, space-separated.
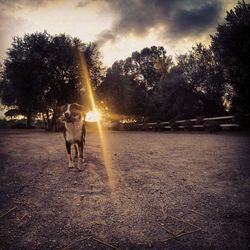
0 129 249 250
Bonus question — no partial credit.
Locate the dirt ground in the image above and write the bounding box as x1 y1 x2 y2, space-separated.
0 129 249 250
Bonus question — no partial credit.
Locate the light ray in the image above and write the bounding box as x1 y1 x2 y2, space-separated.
78 51 117 193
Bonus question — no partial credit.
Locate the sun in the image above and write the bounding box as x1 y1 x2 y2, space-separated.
85 110 101 122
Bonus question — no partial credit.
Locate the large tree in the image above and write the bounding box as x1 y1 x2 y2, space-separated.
0 32 105 129
97 62 134 116
149 67 204 121
98 46 173 119
1 32 51 127
177 43 226 116
211 1 250 113
123 46 173 90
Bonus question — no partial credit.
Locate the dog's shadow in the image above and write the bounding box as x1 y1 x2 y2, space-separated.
69 152 103 173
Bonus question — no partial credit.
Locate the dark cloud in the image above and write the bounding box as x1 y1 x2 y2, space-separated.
173 2 222 35
97 30 118 44
93 0 224 45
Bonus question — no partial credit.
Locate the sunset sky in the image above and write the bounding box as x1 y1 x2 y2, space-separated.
0 0 239 67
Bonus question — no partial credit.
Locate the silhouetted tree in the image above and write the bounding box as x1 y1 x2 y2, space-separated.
4 109 25 119
211 0 250 113
97 62 134 115
123 46 173 90
98 46 173 118
177 43 226 116
1 32 51 127
0 32 105 129
149 67 204 121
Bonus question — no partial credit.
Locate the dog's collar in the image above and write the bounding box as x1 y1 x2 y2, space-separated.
65 118 81 124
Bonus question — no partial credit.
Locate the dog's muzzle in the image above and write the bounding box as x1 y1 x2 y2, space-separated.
63 113 80 123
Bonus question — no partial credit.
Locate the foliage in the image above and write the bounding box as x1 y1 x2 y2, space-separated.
123 46 173 90
177 43 226 116
97 1 249 122
98 43 229 121
0 31 105 129
149 67 204 121
97 62 134 115
1 0 248 128
5 109 24 118
97 46 173 118
211 0 250 113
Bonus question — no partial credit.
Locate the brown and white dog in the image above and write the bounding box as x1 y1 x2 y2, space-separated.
59 103 87 170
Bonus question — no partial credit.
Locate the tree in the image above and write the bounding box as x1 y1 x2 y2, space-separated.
177 43 226 116
98 46 173 119
4 109 25 119
211 1 250 113
150 67 204 121
0 32 105 129
123 46 173 90
97 62 134 116
1 32 51 127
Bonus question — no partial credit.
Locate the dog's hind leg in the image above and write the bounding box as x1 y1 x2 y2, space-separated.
77 141 84 171
66 141 74 168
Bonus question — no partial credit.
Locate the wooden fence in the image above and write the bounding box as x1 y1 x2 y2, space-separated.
118 115 240 132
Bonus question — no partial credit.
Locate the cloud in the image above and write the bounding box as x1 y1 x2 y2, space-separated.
76 1 87 8
92 0 225 45
172 2 222 35
97 30 118 45
0 0 56 9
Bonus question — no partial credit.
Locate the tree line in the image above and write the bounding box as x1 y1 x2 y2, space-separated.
0 33 105 129
0 1 249 129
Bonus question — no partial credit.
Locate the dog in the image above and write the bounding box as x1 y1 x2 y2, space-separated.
59 103 87 170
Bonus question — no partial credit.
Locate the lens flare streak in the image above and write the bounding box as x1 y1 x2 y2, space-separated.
78 51 117 192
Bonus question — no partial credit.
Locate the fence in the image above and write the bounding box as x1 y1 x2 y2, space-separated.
118 115 240 132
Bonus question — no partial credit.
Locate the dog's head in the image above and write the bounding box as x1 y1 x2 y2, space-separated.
58 103 87 123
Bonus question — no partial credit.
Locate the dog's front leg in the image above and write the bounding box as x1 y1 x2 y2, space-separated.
77 142 84 171
66 141 74 168
74 145 78 160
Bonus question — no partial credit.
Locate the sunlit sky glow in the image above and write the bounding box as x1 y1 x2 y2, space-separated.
0 0 238 67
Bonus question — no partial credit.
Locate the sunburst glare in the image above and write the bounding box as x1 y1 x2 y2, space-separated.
78 51 117 194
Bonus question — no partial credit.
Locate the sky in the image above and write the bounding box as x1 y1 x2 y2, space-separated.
0 0 240 68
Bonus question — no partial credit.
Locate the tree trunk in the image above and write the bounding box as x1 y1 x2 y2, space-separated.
51 112 56 131
42 113 48 130
26 113 32 128
46 110 52 131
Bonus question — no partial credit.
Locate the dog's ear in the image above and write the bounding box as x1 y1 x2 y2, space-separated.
75 103 87 114
57 104 67 113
